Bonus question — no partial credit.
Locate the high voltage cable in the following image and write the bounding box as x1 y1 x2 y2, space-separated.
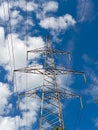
73 83 86 130
73 57 92 130
6 0 19 129
2 0 13 82
6 0 16 70
6 0 18 93
73 0 88 126
24 0 29 129
2 0 18 129
2 3 19 129
74 66 98 129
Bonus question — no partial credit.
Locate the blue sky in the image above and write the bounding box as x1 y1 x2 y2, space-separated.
0 0 98 130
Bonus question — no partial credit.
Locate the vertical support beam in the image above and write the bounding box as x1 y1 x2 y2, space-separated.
40 36 65 130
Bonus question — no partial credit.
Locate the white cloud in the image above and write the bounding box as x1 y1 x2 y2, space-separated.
0 2 9 21
19 97 40 128
0 25 45 82
27 36 45 50
0 97 40 130
35 1 59 20
5 33 45 82
43 1 58 13
0 82 11 115
12 0 38 12
39 14 76 30
0 23 45 99
0 116 16 130
0 27 9 65
10 10 23 27
0 1 35 33
26 18 34 26
15 71 43 92
0 27 5 43
0 82 40 129
4 32 44 68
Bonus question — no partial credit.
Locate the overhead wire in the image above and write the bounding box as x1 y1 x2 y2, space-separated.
73 78 86 128
74 53 98 129
13 0 25 129
2 0 18 129
24 0 29 129
74 54 98 129
2 0 14 129
1 0 13 82
2 2 18 130
73 65 91 128
6 0 18 93
6 0 16 71
6 0 21 129
72 1 89 128
74 64 98 130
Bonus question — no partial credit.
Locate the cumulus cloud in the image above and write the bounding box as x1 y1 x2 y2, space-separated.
0 2 9 21
0 80 41 130
0 82 11 115
0 116 17 130
35 1 59 20
0 26 44 70
0 23 45 128
0 1 35 34
0 27 5 44
10 10 23 27
0 27 9 65
43 1 58 13
10 0 38 12
0 97 40 130
20 1 38 12
19 97 40 128
39 14 76 30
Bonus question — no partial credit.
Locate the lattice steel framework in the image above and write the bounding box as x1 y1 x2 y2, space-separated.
14 36 85 130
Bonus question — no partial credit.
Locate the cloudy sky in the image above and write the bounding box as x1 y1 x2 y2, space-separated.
0 0 98 130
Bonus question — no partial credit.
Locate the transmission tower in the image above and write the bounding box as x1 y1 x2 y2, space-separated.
14 36 85 130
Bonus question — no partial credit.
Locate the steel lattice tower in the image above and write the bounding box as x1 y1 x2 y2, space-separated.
14 36 85 130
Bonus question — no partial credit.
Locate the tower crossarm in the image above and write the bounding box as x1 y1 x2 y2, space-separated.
14 67 85 76
27 48 71 59
17 85 83 109
14 67 86 82
27 48 71 55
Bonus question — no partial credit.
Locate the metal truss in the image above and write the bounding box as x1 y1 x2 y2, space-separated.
14 36 85 130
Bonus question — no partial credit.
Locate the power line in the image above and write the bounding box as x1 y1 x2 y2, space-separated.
6 0 16 70
6 0 19 129
2 0 13 82
24 0 29 129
